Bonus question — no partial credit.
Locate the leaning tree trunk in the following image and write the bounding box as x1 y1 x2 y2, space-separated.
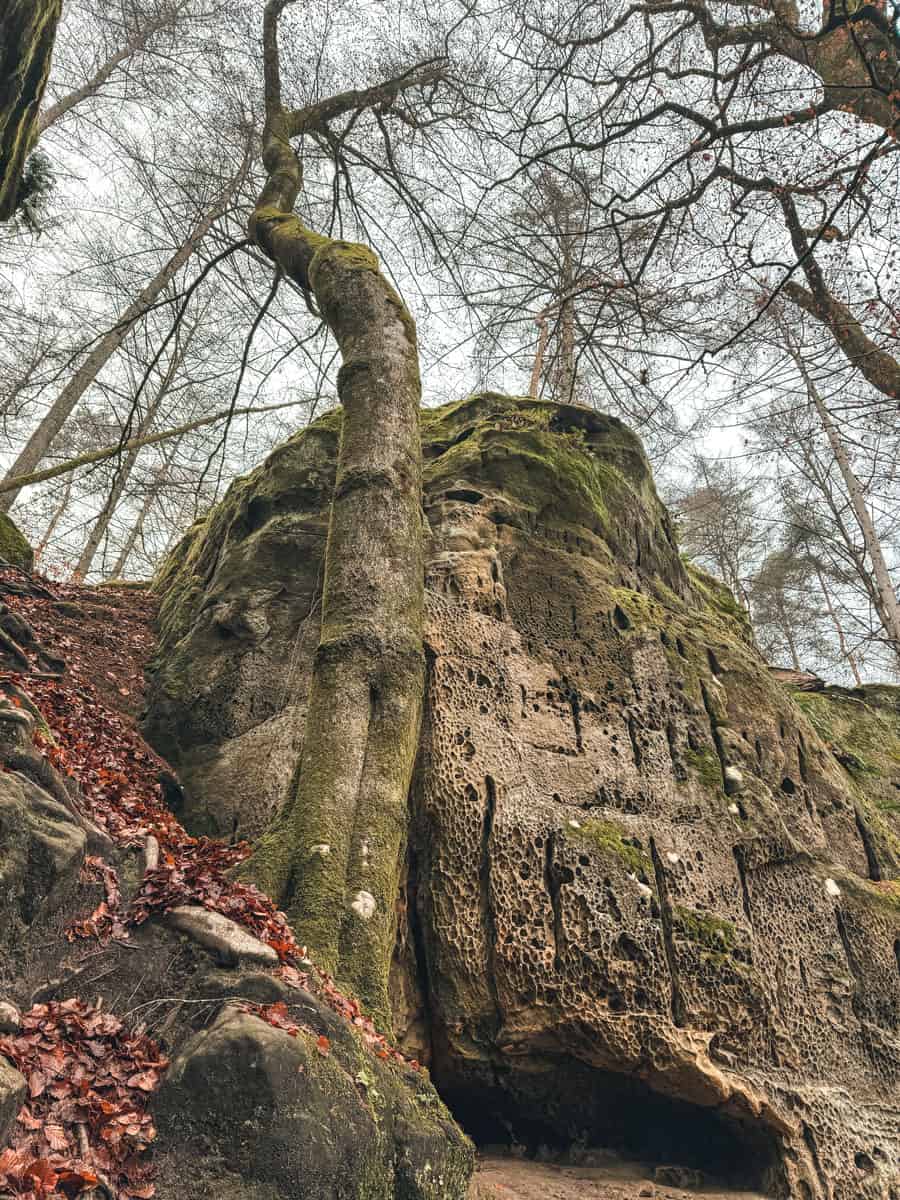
0 184 238 513
0 0 61 220
237 1 438 1022
110 436 181 578
787 336 900 662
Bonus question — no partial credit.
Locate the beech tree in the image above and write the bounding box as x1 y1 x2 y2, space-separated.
229 0 453 1019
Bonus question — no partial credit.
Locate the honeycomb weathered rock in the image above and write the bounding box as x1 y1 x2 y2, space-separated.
145 394 900 1198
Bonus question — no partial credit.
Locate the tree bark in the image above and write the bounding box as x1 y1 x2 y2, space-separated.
529 305 551 398
556 240 577 401
0 0 61 219
780 193 900 400
238 0 442 1020
776 591 802 671
0 178 240 513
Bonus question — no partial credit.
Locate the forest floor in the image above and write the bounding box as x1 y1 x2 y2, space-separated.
470 1155 769 1200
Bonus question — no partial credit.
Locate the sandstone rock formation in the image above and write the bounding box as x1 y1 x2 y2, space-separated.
145 394 900 1198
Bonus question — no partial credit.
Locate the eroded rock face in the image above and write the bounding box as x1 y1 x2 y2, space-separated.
145 395 900 1198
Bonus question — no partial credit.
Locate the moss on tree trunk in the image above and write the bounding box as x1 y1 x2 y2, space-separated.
0 0 61 220
238 3 430 1022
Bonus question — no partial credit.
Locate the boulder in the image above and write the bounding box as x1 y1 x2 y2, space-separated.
0 1056 25 1145
145 395 900 1198
0 771 85 952
153 1006 473 1200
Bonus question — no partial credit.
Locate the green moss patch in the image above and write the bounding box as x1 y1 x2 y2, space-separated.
570 818 652 876
0 513 33 570
674 906 738 953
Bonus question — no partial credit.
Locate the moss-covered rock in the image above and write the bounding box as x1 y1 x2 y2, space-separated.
154 1007 473 1200
0 511 33 569
0 0 61 221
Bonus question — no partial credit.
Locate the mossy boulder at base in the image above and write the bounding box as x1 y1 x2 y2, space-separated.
145 395 900 1199
154 1007 473 1200
0 513 33 570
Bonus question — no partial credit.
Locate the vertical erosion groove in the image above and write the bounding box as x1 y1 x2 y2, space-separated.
699 679 728 787
854 808 882 882
626 713 643 770
543 832 564 973
733 845 754 928
650 837 686 1028
480 775 502 1033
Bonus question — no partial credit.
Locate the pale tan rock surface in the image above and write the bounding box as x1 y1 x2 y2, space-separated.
145 395 900 1198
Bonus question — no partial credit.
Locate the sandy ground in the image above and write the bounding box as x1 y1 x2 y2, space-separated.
469 1156 770 1200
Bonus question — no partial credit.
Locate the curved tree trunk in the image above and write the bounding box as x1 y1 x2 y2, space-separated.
238 0 440 1021
0 0 61 219
785 333 900 662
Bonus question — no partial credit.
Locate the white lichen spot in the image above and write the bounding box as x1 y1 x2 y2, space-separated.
627 872 653 899
666 851 680 865
728 803 740 816
724 766 743 786
361 837 371 868
309 843 330 858
351 890 377 921
825 878 841 898
567 819 582 830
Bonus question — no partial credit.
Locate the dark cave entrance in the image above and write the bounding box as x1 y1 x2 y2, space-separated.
435 1056 786 1195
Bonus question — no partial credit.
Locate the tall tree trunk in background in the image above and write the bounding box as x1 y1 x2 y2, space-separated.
0 180 239 514
34 473 72 562
776 592 802 672
239 0 442 1021
73 325 187 580
788 339 900 663
814 560 862 686
556 239 576 401
0 0 61 219
529 305 550 397
73 400 161 581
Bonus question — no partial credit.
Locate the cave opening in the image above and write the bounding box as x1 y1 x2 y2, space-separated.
435 1056 786 1195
